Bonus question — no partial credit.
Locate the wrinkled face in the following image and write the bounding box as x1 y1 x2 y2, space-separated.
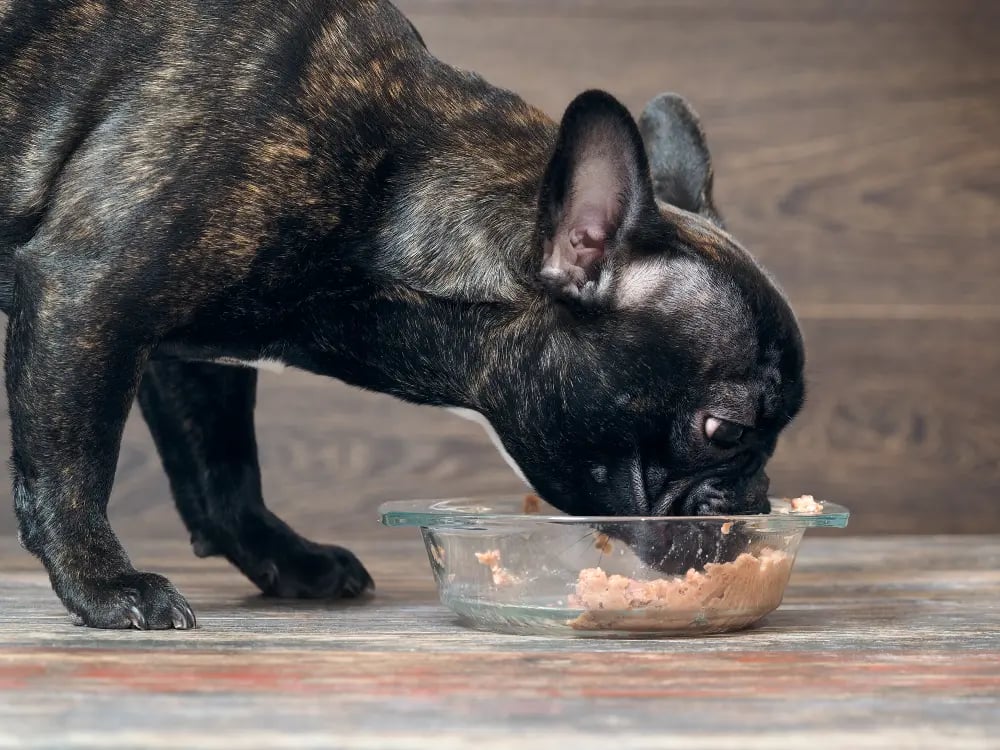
504 261 804 518
476 91 805 519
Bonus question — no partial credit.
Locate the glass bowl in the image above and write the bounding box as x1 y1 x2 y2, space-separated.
379 495 849 637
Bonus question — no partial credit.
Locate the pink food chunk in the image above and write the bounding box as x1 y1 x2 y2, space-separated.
789 494 824 513
475 549 521 586
568 548 793 631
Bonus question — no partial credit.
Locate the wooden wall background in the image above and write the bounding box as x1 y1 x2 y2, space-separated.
0 0 997 542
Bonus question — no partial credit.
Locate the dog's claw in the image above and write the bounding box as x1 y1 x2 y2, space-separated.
170 605 196 629
128 605 146 629
343 576 366 598
350 568 376 596
258 560 280 592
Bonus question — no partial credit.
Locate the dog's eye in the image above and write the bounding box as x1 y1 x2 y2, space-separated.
704 416 745 447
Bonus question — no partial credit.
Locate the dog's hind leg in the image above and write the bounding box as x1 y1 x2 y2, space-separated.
137 359 373 599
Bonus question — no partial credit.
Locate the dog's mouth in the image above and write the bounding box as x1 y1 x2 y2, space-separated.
587 453 767 575
635 451 770 517
593 516 751 575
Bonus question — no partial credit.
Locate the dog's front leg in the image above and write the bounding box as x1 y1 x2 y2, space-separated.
138 359 373 599
6 283 195 629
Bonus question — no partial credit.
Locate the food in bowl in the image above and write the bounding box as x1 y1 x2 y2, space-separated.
788 494 824 513
592 532 614 554
567 547 791 631
379 496 849 637
474 549 521 586
773 494 825 514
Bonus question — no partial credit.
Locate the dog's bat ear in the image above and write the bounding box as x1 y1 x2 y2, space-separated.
638 93 723 227
535 90 659 303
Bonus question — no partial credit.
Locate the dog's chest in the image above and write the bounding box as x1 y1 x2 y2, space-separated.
211 357 288 374
447 408 531 488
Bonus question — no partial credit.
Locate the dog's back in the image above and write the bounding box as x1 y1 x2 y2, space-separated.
0 0 425 284
0 0 551 315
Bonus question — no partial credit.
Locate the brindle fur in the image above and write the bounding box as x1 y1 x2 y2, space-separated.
0 0 804 628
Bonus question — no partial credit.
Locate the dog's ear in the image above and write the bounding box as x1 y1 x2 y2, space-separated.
536 90 659 303
638 93 722 227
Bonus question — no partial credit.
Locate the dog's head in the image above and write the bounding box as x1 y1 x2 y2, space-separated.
472 90 804 518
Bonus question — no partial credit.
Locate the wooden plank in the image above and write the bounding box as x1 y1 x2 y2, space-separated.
768 318 1000 533
0 536 997 748
400 0 1000 306
400 0 998 19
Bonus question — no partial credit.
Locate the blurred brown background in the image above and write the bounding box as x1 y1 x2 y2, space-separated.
0 0 997 542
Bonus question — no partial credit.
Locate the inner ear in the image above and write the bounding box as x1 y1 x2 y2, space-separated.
537 90 657 301
638 92 722 226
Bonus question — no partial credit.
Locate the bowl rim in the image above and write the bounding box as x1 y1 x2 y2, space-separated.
379 495 850 530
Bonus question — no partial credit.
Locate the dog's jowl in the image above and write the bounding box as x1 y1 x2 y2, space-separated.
0 0 804 628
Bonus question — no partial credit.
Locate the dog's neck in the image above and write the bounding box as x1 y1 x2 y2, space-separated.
308 117 566 407
305 75 562 407
373 102 557 305
304 284 554 412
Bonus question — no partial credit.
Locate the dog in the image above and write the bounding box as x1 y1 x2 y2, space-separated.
0 0 804 629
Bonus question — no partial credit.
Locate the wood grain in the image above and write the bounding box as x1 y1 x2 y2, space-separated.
403 0 1000 306
0 0 997 542
0 535 997 748
769 319 1000 533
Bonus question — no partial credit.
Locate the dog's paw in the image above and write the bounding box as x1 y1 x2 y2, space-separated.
59 572 196 629
244 541 375 600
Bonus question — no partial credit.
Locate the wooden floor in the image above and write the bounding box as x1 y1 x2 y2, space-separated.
2 535 998 748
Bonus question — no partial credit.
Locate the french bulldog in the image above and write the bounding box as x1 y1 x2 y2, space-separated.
0 0 804 629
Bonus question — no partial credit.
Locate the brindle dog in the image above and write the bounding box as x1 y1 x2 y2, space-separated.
0 0 804 629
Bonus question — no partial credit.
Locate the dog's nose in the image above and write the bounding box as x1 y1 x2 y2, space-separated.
676 472 769 516
670 478 724 515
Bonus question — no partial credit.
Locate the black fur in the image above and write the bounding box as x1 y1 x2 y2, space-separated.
0 0 804 628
